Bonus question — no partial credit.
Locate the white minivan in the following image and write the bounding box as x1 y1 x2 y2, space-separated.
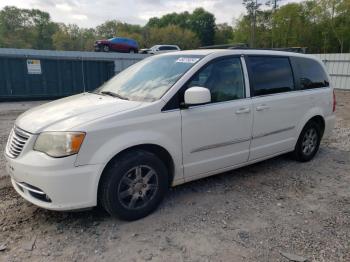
148 45 181 54
5 49 336 220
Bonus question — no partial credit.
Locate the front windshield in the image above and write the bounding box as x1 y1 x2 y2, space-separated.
97 54 203 102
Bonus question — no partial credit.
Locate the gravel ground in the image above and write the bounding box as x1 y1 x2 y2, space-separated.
0 91 349 262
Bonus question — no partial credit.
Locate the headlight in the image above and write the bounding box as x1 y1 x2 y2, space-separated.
34 132 86 158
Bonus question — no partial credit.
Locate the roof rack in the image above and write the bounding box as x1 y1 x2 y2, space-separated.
199 43 249 49
229 47 307 54
199 44 307 54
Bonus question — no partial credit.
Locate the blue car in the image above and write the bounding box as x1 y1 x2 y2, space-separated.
94 37 139 53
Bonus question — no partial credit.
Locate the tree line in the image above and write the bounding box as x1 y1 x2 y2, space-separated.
239 0 350 53
0 0 349 53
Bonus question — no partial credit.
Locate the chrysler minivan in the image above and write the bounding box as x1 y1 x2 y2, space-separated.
5 49 335 220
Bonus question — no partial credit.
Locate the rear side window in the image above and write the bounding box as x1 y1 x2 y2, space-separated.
158 46 178 51
294 57 329 89
247 56 294 96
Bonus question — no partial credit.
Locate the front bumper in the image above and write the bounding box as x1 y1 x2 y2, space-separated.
94 43 103 51
5 151 104 211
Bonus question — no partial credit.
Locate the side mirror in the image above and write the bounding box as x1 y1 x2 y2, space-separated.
184 87 211 106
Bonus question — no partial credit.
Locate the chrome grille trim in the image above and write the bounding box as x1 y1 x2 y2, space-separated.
6 126 31 158
15 181 46 195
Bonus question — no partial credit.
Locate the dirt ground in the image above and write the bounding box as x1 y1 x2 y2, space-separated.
0 91 349 262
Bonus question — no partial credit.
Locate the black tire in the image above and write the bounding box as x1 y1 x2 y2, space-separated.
129 49 135 54
292 121 322 162
103 45 110 52
99 150 169 221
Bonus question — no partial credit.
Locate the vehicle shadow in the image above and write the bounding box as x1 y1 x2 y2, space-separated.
7 145 337 234
29 152 296 225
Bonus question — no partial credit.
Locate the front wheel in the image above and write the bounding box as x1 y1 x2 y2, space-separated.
99 150 169 221
292 121 322 162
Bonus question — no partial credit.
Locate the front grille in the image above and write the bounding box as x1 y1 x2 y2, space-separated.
6 126 31 158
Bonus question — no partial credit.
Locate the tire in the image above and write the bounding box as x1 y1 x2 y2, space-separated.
99 150 169 221
292 121 322 162
103 45 110 52
129 49 135 54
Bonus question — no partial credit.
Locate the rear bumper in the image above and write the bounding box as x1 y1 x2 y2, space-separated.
5 152 104 211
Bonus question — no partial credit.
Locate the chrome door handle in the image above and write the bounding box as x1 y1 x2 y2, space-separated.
235 107 251 114
256 104 270 111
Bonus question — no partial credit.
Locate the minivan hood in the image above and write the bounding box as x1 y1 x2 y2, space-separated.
16 93 143 133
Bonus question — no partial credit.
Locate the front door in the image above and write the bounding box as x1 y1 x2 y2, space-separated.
181 57 253 180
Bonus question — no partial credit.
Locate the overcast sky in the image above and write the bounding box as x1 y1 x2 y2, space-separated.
0 0 303 28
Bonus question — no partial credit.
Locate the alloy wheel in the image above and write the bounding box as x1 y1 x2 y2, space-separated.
117 165 158 210
302 127 318 156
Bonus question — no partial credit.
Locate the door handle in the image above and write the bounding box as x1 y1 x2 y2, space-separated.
256 104 270 111
235 107 251 114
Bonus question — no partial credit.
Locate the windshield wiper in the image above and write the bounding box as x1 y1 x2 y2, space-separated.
100 91 129 100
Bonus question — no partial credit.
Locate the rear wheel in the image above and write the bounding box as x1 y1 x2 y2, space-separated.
129 49 135 53
292 121 322 162
99 150 169 221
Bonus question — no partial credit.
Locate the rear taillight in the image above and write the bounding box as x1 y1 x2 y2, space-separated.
333 89 336 112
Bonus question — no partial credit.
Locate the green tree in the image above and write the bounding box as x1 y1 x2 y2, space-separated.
147 12 191 29
96 20 118 39
188 8 216 46
243 0 262 47
147 8 215 46
52 24 96 51
316 0 350 53
147 25 200 49
214 23 234 44
233 15 251 45
28 9 58 49
272 3 303 47
0 6 58 49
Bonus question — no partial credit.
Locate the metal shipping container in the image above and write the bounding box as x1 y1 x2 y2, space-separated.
0 48 148 101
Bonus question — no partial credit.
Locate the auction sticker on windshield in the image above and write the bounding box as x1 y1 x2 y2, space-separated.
176 57 200 64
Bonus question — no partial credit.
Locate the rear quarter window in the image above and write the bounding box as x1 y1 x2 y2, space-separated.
293 57 330 89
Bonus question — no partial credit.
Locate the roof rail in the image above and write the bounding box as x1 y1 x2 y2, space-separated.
199 44 307 54
229 47 307 54
199 43 249 49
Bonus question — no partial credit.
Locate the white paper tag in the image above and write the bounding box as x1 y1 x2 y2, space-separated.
27 59 42 74
176 57 200 64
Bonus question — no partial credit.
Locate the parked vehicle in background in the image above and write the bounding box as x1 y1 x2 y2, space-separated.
139 45 180 54
138 48 151 54
5 50 335 221
94 37 138 53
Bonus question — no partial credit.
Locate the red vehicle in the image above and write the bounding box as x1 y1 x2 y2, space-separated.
94 37 139 53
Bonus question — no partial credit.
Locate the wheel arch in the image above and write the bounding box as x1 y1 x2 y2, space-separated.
297 113 326 142
308 115 325 137
97 143 175 201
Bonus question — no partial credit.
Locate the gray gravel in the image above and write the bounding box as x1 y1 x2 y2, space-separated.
0 91 349 262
